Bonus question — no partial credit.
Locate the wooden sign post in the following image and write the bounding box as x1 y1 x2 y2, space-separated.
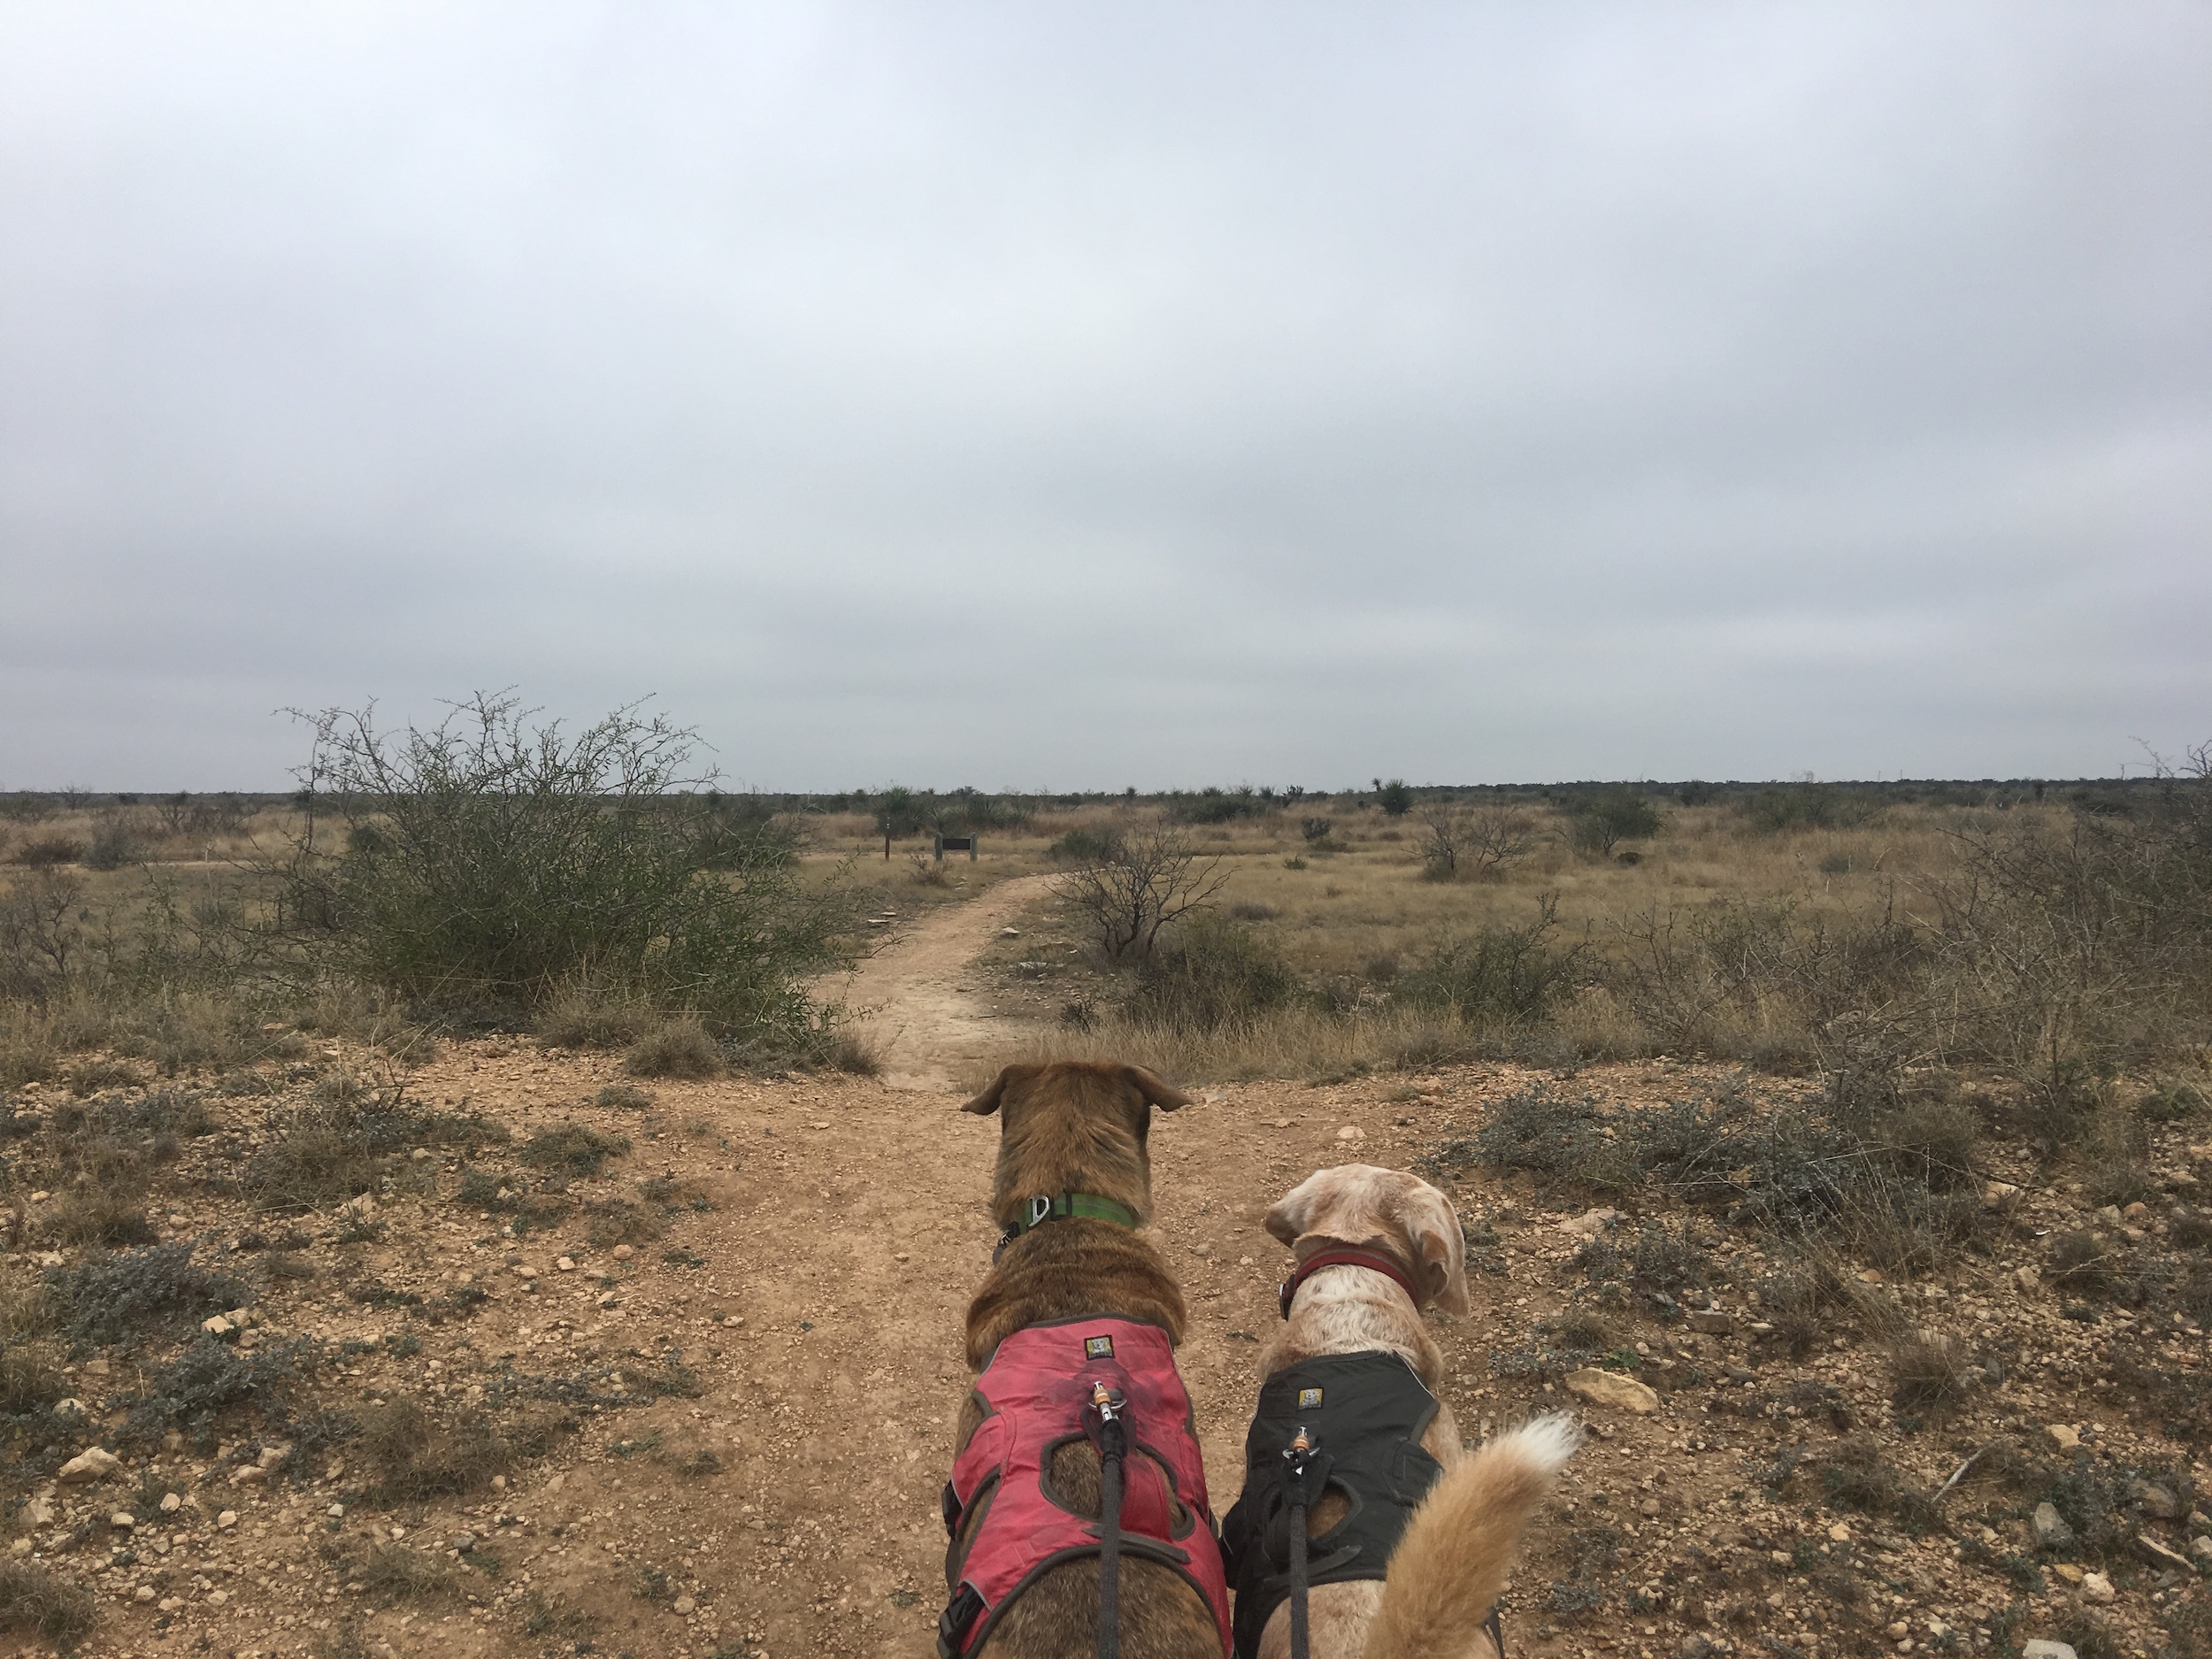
933 833 977 863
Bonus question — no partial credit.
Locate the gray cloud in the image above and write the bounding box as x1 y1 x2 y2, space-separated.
4 2 2208 789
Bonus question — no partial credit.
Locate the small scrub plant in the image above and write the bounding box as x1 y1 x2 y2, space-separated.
518 1125 630 1177
624 1018 723 1079
1121 916 1301 1034
1372 779 1414 818
1886 1331 1976 1412
593 1083 655 1110
0 1558 97 1646
1569 791 1662 856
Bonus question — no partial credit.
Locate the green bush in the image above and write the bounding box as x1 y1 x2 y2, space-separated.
269 694 855 1052
45 1241 249 1351
9 835 82 868
1372 779 1413 818
1123 916 1301 1033
1399 897 1585 1025
1569 791 1661 856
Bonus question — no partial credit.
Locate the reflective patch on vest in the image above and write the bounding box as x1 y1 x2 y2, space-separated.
1297 1386 1324 1409
1084 1334 1115 1359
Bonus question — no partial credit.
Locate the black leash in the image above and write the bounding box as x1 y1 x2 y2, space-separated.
1284 1425 1317 1659
1083 1381 1129 1659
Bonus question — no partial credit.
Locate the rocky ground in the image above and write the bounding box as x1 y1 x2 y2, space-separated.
4 903 2209 1659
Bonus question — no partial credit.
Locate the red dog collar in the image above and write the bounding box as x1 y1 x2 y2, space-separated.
1278 1245 1422 1320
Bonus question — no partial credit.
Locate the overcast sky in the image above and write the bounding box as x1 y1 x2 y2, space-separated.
3 3 2207 791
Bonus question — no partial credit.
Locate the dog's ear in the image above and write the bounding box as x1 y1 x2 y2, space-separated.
1119 1064 1192 1113
1391 1176 1471 1317
961 1067 1021 1116
1263 1167 1333 1247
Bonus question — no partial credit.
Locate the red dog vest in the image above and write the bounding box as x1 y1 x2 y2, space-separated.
941 1316 1233 1656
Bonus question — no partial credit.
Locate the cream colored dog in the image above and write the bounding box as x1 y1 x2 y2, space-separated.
1232 1163 1578 1659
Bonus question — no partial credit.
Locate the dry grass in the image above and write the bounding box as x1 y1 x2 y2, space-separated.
623 1018 723 1079
0 1558 96 1646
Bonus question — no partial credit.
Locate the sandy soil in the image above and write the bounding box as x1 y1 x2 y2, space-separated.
831 874 1059 1092
15 884 2209 1659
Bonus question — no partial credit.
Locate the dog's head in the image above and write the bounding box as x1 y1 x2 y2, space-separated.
1264 1163 1471 1316
961 1062 1192 1225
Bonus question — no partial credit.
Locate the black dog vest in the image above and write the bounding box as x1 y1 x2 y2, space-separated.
1220 1351 1446 1659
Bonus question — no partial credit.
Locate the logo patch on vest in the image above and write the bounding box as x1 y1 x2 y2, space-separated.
1084 1335 1116 1360
1298 1386 1325 1409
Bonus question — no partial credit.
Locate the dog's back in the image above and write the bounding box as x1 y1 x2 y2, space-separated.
949 1063 1227 1659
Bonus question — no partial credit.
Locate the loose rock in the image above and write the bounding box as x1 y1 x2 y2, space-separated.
1563 1369 1660 1414
2032 1502 2074 1549
57 1447 120 1484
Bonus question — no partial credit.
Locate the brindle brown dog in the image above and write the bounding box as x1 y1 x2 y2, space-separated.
949 1061 1225 1659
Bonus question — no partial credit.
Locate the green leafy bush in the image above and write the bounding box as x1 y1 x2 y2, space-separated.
1570 791 1661 855
269 694 855 1053
1122 917 1302 1033
45 1242 248 1351
1400 897 1585 1025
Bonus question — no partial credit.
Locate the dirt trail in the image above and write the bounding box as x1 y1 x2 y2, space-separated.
832 874 1058 1092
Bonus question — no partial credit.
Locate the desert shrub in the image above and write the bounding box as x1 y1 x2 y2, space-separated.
1887 1331 1975 1412
323 1538 460 1605
81 813 144 871
1372 780 1413 818
1299 817 1333 844
1048 826 1123 864
65 1056 141 1095
266 693 855 1051
1122 917 1301 1033
0 1559 96 1646
126 1333 328 1444
1169 787 1268 825
826 1028 882 1075
1745 787 1881 834
592 1084 654 1110
2142 1080 2207 1123
2080 1110 2153 1207
1575 1219 1711 1310
534 986 654 1050
1752 1265 1858 1354
1570 791 1661 856
0 1340 65 1417
1400 897 1585 1025
357 1398 510 1502
1447 1083 1626 1194
2047 1230 2122 1298
1813 1438 1943 1532
518 1125 629 1177
624 1018 723 1079
1055 824 1231 959
45 1242 247 1351
245 1087 503 1211
584 1196 664 1247
10 835 83 868
1867 1098 1981 1193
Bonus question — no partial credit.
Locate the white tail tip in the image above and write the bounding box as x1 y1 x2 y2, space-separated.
1490 1411 1582 1476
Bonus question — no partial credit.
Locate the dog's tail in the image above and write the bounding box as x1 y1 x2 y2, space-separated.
1361 1412 1581 1659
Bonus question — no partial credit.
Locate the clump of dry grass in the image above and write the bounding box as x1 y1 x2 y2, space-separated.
536 984 655 1050
0 1558 97 1645
623 1018 723 1079
1887 1331 1976 1412
356 1399 511 1502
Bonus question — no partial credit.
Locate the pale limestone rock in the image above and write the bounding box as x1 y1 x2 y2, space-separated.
1563 1369 1660 1414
